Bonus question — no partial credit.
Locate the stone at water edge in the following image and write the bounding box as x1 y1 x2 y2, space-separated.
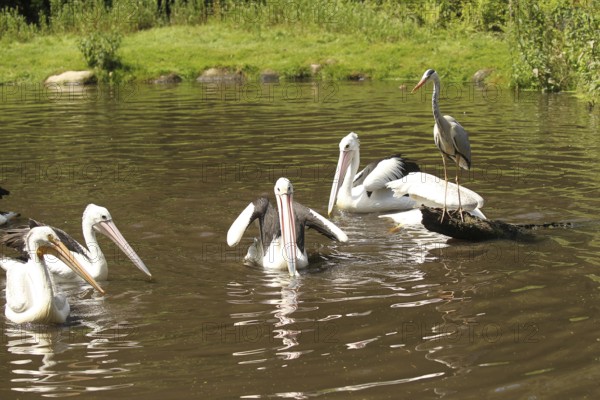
152 73 183 84
196 68 244 83
260 69 279 83
45 70 95 85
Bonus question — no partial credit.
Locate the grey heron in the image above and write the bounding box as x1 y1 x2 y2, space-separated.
412 69 473 221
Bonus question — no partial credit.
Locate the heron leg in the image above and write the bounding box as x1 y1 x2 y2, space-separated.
455 156 464 222
440 154 449 223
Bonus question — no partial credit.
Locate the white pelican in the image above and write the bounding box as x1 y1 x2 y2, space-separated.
379 171 486 226
3 226 105 324
0 204 151 282
227 177 348 276
412 69 473 220
328 132 421 215
0 186 19 225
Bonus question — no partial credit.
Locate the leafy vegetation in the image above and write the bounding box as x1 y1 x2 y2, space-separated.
78 31 122 71
0 0 597 103
509 1 598 101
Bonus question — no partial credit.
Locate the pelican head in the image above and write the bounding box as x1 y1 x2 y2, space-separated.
274 178 298 277
83 204 152 278
26 226 105 295
328 132 360 216
412 69 438 93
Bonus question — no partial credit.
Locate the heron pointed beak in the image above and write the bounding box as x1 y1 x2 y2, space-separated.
411 78 427 93
94 220 152 278
40 241 105 295
328 150 352 216
276 192 298 277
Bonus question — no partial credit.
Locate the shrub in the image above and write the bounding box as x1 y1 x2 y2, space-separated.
0 7 37 42
509 0 599 101
78 31 123 71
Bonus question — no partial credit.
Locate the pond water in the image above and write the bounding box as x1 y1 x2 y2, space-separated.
0 80 599 399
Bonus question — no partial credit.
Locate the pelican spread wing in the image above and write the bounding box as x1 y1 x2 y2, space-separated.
229 178 348 276
226 197 271 247
295 203 348 243
354 155 421 193
386 172 484 211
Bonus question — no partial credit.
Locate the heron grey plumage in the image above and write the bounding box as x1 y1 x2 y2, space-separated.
412 69 472 221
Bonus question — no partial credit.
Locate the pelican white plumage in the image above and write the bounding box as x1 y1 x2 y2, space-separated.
328 132 485 218
3 226 105 324
328 132 421 215
0 204 151 282
228 178 348 276
386 172 484 213
379 171 486 226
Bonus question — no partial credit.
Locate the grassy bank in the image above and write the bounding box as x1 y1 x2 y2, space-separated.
0 0 596 103
0 23 510 85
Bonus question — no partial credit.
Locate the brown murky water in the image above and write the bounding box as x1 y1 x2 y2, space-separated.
0 81 599 399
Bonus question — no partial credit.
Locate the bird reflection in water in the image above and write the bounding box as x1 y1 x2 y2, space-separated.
271 277 302 359
3 321 138 396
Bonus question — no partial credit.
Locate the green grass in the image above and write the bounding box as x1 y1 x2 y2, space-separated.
0 35 87 82
0 23 511 85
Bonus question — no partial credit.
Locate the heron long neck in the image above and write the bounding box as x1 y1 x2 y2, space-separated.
431 75 448 132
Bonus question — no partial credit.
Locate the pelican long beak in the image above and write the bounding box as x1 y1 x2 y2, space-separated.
411 78 427 93
328 149 352 216
276 192 298 277
40 241 105 295
94 220 152 278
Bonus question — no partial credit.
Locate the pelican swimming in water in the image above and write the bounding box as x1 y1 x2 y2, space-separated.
228 177 348 276
328 132 422 215
0 204 151 282
3 226 105 324
0 186 20 225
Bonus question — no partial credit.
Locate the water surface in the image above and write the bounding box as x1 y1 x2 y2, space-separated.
0 80 599 398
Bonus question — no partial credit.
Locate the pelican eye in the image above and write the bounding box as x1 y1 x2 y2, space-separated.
101 215 108 220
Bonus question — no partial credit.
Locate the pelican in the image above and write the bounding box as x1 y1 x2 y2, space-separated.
0 186 20 225
228 177 348 276
412 69 472 221
328 132 421 215
3 226 105 324
0 204 151 282
379 172 486 226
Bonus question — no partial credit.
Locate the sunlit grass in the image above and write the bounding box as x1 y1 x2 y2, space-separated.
0 35 87 82
0 23 511 85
